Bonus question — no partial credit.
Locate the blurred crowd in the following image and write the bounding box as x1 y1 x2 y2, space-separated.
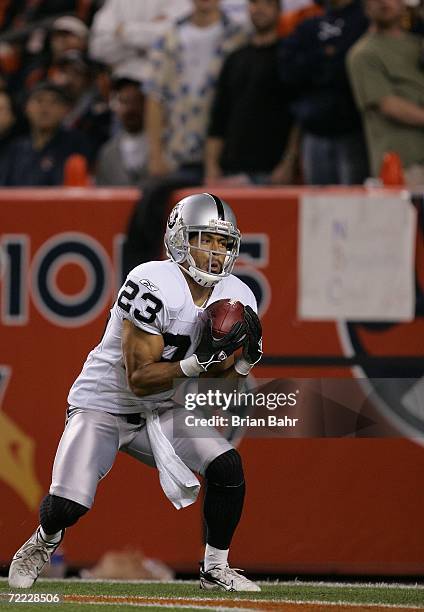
0 0 422 194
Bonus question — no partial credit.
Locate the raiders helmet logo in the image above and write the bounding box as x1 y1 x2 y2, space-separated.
168 203 183 229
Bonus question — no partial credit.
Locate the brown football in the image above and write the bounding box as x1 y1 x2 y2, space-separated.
203 299 245 340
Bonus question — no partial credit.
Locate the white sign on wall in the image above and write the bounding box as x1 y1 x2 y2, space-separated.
298 194 417 321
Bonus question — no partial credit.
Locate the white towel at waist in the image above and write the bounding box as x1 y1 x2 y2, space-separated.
142 403 200 510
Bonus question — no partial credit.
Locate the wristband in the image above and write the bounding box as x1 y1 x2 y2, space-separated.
234 357 253 376
180 355 203 377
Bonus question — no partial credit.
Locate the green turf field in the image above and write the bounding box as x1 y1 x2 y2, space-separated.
0 578 423 611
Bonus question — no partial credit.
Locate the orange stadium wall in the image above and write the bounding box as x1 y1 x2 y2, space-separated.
0 187 423 575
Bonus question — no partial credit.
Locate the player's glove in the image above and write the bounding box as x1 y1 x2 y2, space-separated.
235 305 263 376
180 320 247 376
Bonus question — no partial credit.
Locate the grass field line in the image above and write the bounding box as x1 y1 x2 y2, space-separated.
274 581 424 591
2 578 423 591
63 594 424 611
66 600 257 612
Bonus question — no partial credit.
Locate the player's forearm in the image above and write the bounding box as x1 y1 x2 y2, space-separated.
128 362 183 396
379 95 424 126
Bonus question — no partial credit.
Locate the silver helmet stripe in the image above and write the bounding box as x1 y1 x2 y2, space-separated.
205 192 225 220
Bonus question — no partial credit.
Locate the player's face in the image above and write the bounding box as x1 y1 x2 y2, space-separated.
188 232 228 275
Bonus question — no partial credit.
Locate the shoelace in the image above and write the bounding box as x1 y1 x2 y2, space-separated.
17 546 49 576
209 565 249 583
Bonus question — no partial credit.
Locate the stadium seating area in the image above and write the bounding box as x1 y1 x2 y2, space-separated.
0 0 421 189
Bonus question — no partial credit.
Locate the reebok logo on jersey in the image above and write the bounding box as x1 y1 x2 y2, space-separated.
140 279 159 292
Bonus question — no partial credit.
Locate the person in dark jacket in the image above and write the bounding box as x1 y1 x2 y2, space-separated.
3 82 91 186
278 0 369 185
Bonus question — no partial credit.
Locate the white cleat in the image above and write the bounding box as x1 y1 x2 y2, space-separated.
200 562 261 592
8 527 64 588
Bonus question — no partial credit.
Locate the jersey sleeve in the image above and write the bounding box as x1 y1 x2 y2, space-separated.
117 274 170 335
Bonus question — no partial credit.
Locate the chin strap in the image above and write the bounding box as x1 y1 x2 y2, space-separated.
177 262 221 288
188 265 219 288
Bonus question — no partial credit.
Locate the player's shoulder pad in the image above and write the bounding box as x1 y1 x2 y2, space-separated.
128 260 185 316
218 274 258 313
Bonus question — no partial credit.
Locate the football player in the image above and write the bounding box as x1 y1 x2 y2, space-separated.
8 193 263 592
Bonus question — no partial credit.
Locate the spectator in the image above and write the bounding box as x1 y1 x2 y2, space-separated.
0 90 25 183
206 0 298 186
0 6 95 99
279 0 369 185
122 0 247 275
96 78 148 186
52 50 111 155
19 15 89 93
88 0 191 82
347 0 424 186
145 0 246 178
2 82 91 186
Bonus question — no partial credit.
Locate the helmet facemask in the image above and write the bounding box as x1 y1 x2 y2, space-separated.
166 220 240 287
186 224 240 287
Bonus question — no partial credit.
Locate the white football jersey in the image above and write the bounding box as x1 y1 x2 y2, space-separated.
68 260 257 413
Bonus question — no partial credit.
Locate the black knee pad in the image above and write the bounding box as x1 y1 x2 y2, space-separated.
205 449 244 488
40 494 89 533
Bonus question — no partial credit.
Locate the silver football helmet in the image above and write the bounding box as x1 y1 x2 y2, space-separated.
164 192 241 287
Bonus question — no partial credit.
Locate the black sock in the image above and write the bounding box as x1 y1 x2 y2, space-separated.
203 449 245 549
